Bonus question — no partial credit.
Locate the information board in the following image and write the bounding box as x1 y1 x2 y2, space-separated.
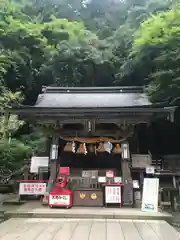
19 182 47 195
141 178 159 212
82 170 98 178
49 195 70 205
105 186 121 203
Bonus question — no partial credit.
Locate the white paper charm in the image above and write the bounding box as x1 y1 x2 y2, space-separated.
72 141 76 153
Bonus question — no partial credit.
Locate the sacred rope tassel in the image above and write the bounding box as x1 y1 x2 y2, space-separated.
103 141 112 154
83 143 88 155
72 141 76 153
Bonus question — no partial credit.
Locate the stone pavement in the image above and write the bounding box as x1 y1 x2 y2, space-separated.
0 218 179 240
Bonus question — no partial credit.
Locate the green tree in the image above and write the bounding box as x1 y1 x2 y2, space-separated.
0 139 31 171
40 18 113 87
0 2 113 103
126 4 180 104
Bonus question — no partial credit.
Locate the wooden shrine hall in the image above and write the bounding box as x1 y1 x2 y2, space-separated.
10 86 177 207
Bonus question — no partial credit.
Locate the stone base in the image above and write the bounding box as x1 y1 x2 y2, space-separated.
3 201 173 222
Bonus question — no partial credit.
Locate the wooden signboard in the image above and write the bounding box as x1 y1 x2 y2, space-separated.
132 154 152 168
82 170 98 179
122 181 133 206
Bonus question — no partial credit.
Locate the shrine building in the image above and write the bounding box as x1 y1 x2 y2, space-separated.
11 86 176 207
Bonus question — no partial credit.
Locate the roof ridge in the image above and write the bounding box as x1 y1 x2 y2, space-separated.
42 86 144 94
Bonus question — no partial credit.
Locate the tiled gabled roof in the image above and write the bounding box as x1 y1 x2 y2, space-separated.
34 86 151 108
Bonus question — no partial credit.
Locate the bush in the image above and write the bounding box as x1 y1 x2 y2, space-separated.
0 138 32 171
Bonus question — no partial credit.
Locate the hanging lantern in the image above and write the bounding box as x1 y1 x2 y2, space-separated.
76 143 87 154
112 143 121 154
79 143 84 153
116 144 121 153
64 142 72 152
83 143 88 155
121 142 130 159
97 142 105 152
72 142 76 153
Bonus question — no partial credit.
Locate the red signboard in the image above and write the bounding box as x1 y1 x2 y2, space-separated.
105 170 114 178
59 167 70 175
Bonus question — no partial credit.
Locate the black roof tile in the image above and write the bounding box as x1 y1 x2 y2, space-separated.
35 86 151 108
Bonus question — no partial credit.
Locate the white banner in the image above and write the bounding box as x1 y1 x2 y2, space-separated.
49 195 70 205
19 182 47 195
141 178 159 212
105 186 121 203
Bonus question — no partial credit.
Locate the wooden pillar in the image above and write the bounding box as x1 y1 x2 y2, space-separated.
23 165 29 180
121 140 134 206
46 135 59 193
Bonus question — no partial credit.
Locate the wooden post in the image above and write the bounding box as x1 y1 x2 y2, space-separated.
46 135 58 193
42 135 59 204
173 175 177 211
23 165 29 180
121 141 134 206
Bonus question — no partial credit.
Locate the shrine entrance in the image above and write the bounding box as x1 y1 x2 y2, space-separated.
57 138 122 206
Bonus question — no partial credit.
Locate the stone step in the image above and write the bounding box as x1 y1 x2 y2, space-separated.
3 199 26 205
3 209 172 221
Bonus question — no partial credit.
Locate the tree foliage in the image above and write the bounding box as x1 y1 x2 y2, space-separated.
125 3 180 104
0 139 31 171
0 0 176 104
0 0 178 170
